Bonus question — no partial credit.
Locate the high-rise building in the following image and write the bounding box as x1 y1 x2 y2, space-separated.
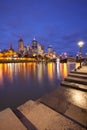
26 44 30 52
18 38 24 52
48 45 52 53
32 37 38 49
32 37 38 56
37 44 44 55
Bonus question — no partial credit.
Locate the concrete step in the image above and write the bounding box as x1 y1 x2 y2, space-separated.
65 76 87 85
14 100 39 130
13 108 38 130
18 100 86 130
68 73 87 79
61 81 87 92
0 108 27 130
17 100 40 115
70 70 87 75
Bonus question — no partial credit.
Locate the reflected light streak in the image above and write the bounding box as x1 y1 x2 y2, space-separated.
47 63 53 80
60 63 63 78
60 63 68 79
0 64 4 85
57 62 60 79
4 64 7 73
37 63 43 83
22 63 27 78
7 63 13 83
16 63 36 79
63 63 68 78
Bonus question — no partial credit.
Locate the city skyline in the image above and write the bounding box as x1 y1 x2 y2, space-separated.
0 0 87 55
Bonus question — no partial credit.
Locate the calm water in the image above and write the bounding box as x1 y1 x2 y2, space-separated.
0 61 85 111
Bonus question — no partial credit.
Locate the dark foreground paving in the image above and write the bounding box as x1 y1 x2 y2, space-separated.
39 86 87 129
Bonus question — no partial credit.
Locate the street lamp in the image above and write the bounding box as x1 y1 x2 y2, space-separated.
77 41 84 67
77 41 84 57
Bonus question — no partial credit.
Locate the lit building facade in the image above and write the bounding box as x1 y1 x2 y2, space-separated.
18 38 24 52
32 37 38 56
37 44 44 56
48 45 53 53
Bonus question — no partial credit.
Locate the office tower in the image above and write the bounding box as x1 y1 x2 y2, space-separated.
37 44 44 55
18 38 24 52
48 45 52 53
32 37 38 56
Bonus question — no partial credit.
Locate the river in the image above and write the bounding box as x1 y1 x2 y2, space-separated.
0 62 79 111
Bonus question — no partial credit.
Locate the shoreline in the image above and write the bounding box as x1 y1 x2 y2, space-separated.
0 59 78 63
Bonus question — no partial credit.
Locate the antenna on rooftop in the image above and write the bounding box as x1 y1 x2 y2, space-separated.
33 35 36 40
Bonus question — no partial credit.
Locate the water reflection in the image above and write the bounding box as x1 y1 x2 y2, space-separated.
47 63 56 81
0 62 75 87
59 63 68 79
0 64 3 85
0 63 14 85
7 63 13 83
37 63 44 83
0 62 76 110
57 62 60 79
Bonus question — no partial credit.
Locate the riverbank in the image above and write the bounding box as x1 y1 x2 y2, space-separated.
0 56 85 63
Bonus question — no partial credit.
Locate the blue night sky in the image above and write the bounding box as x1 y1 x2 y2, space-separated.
0 0 87 56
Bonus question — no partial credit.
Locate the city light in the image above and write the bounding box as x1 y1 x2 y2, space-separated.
77 41 84 67
77 41 84 48
77 41 84 56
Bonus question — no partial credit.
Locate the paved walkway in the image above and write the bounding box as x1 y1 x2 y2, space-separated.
77 65 87 73
39 87 87 128
71 65 87 74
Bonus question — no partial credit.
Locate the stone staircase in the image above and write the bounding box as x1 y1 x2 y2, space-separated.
61 65 87 91
68 73 87 79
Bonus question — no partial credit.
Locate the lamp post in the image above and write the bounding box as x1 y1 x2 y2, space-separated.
77 41 84 67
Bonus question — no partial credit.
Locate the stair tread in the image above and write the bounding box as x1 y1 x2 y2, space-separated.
65 76 87 81
61 81 87 91
69 73 87 78
70 70 87 75
0 108 27 130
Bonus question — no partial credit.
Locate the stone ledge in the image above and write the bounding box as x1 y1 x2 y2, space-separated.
61 81 87 92
0 108 27 130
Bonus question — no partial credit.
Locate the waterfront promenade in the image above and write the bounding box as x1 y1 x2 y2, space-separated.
0 64 87 130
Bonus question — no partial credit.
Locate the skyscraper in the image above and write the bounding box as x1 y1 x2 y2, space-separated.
32 37 38 56
48 45 52 53
18 38 24 52
32 37 38 49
